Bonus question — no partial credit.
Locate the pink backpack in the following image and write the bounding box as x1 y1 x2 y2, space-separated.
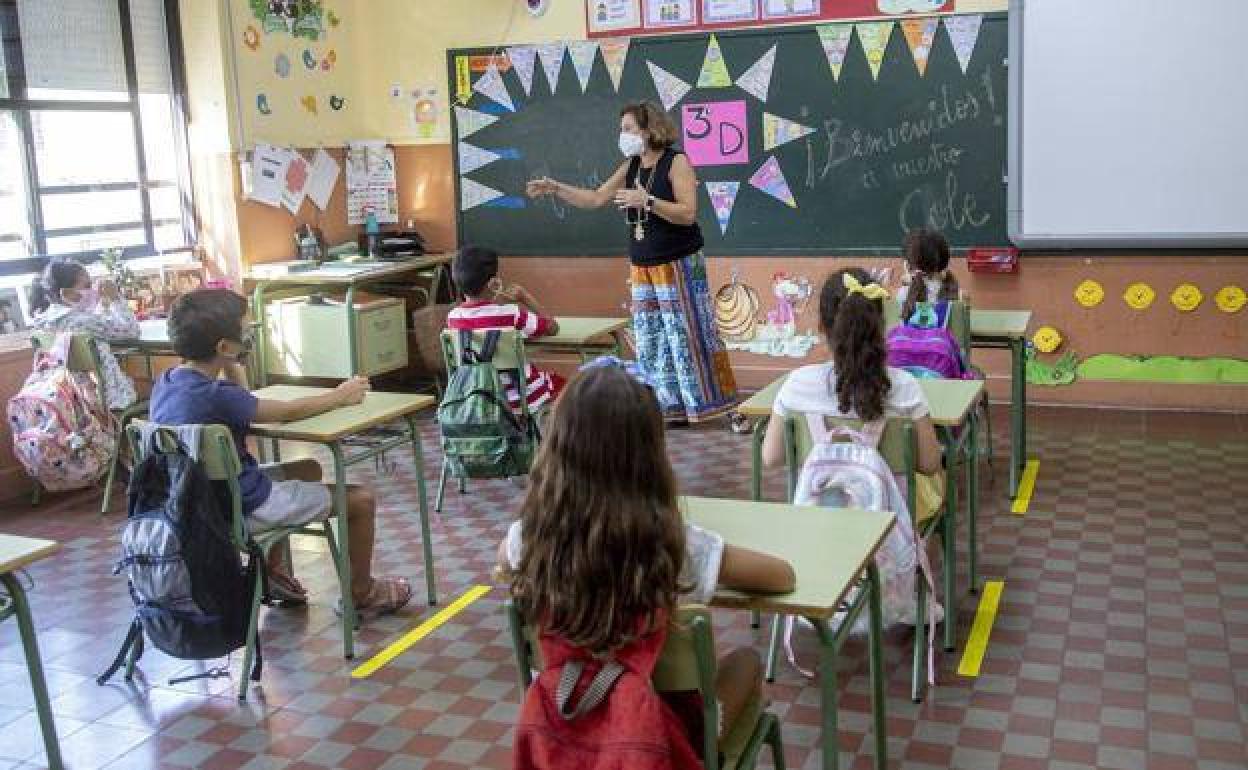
7 334 115 491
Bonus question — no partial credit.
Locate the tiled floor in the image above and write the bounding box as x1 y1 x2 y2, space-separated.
1 404 1247 769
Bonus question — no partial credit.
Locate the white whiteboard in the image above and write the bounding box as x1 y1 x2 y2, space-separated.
1008 0 1248 247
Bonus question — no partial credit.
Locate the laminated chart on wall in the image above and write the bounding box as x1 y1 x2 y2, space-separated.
461 178 504 211
855 21 894 81
705 180 741 234
816 24 853 82
507 45 539 96
568 41 600 93
346 141 398 225
537 42 568 93
762 113 814 151
697 35 733 88
749 156 797 208
454 106 500 139
944 14 983 74
600 39 631 92
900 18 939 76
472 64 515 111
735 44 777 103
647 61 692 111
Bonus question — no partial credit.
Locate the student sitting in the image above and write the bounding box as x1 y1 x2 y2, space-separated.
30 257 140 410
151 288 411 615
763 268 945 522
446 246 563 414
499 362 794 747
896 227 963 324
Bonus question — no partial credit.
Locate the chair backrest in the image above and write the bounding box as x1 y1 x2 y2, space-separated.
786 412 918 520
886 298 971 354
440 328 527 374
30 331 101 374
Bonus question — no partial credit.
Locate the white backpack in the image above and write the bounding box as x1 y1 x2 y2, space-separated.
783 414 940 682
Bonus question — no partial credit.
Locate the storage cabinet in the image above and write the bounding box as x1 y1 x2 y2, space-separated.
264 294 408 379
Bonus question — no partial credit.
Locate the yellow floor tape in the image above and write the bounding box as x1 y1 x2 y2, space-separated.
351 584 491 679
1010 459 1040 514
957 579 1004 677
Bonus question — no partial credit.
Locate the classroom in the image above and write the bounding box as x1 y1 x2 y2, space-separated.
0 0 1245 768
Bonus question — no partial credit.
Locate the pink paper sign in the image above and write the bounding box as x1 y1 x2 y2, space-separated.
682 100 749 167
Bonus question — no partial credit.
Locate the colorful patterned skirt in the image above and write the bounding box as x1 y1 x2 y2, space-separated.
630 252 738 423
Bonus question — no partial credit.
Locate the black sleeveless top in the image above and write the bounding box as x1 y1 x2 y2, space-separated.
624 148 705 267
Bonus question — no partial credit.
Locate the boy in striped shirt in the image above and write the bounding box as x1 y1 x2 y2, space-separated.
447 246 564 413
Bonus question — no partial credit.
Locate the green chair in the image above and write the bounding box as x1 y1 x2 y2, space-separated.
123 420 351 700
774 413 948 704
435 329 539 512
28 332 149 513
506 601 786 770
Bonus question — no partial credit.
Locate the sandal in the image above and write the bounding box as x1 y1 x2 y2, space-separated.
336 577 413 620
265 570 308 606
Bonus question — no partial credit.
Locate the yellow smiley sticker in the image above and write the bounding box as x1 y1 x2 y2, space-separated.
1074 279 1104 308
1215 285 1246 314
1032 326 1063 354
1123 282 1155 310
1169 283 1203 312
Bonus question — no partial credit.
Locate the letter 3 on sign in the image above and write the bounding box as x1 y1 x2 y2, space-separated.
682 100 750 167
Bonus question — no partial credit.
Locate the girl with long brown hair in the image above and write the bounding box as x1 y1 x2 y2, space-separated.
897 227 963 323
500 363 793 741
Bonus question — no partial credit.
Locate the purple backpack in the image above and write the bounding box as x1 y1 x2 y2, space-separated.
886 325 969 379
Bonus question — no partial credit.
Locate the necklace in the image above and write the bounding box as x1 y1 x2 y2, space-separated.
626 154 662 242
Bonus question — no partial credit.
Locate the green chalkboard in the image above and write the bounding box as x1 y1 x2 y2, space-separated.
449 14 1006 256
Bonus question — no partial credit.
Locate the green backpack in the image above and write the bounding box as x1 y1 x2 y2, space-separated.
438 330 537 479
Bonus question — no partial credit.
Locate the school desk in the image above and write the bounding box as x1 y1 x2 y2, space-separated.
249 386 438 657
682 496 894 770
0 534 63 769
969 309 1032 499
525 316 630 362
247 253 454 385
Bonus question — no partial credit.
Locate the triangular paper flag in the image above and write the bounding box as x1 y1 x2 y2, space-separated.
568 41 599 92
900 18 939 76
749 156 797 209
646 61 692 111
855 22 894 81
704 181 741 235
458 142 502 174
816 24 854 83
454 106 500 140
762 113 815 152
600 38 630 92
472 64 514 111
697 35 732 88
537 42 567 92
507 45 538 95
461 178 504 211
944 14 983 74
735 44 777 102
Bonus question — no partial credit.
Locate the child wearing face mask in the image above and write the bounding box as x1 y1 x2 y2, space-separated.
30 257 140 410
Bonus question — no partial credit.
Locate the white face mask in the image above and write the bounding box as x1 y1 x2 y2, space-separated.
618 131 645 158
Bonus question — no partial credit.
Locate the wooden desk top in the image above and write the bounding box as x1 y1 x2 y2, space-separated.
0 534 60 575
682 496 894 619
250 386 435 443
528 317 630 347
970 309 1032 340
246 253 453 287
737 375 982 427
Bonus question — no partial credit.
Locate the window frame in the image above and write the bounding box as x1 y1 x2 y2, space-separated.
0 0 195 276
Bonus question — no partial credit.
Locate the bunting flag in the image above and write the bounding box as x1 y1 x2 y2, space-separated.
537 42 567 92
568 41 599 92
762 112 815 151
748 156 797 208
697 35 733 88
855 21 894 81
472 64 515 111
646 61 692 111
944 14 983 74
600 38 630 92
507 45 539 95
704 180 741 235
816 24 854 82
454 106 499 140
900 18 939 76
458 142 502 174
735 44 777 103
461 178 504 211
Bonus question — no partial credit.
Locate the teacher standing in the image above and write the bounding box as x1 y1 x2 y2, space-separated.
525 101 737 424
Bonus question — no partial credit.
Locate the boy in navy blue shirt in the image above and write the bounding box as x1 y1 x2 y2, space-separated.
152 289 411 617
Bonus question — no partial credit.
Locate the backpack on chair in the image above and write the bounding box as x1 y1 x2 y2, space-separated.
886 301 970 380
438 329 537 479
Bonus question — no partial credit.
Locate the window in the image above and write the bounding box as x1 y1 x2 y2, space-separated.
0 0 194 275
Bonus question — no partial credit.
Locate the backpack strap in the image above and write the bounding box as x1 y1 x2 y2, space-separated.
805 414 885 448
479 329 501 362
555 659 627 720
137 423 203 462
458 329 501 364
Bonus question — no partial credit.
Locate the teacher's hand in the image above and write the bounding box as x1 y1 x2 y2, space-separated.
525 177 558 197
614 183 649 210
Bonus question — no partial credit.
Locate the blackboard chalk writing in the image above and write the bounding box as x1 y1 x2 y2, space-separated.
891 143 965 181
979 67 998 116
863 169 881 190
899 170 989 233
